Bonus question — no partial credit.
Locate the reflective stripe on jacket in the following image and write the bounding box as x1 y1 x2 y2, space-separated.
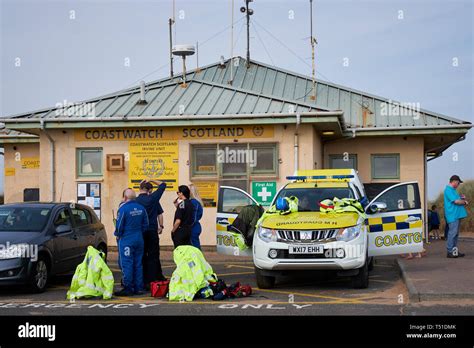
66 246 114 300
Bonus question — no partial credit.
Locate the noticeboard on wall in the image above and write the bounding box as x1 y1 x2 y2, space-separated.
77 183 101 220
193 181 218 208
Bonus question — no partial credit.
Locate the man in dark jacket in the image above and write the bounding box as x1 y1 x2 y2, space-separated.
136 179 167 287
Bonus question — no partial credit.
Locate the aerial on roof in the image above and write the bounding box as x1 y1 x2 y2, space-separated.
1 57 471 130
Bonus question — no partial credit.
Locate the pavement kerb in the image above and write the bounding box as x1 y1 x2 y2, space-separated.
395 258 420 302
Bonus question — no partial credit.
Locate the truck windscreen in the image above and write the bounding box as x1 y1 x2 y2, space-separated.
276 187 354 212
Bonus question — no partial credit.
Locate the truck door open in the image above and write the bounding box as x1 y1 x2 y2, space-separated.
367 182 424 257
216 186 258 256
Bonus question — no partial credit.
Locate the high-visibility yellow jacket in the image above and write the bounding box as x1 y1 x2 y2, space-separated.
66 246 114 300
169 245 217 302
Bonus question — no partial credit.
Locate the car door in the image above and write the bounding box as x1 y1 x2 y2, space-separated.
52 207 78 272
366 182 424 257
70 206 93 262
216 186 259 256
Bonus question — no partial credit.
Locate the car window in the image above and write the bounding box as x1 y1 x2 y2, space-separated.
71 208 91 227
277 187 354 212
0 206 52 232
54 209 72 227
373 183 420 212
220 188 255 214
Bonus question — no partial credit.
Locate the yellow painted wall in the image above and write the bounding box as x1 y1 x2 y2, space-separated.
3 143 40 202
4 129 424 246
24 124 318 246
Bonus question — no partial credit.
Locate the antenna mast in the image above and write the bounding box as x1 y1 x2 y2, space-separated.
169 1 176 78
240 0 254 68
310 0 317 101
229 0 235 84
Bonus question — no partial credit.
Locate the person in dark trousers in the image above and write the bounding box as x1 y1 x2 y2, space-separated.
114 189 149 296
189 184 204 249
429 204 441 240
444 175 469 258
136 179 167 288
171 185 195 248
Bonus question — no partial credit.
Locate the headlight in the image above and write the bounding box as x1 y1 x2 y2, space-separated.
0 244 29 260
336 225 362 242
257 226 277 243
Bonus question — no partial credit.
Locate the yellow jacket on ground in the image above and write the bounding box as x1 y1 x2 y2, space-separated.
66 246 114 300
169 245 217 302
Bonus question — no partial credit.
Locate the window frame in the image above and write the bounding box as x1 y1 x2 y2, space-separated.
76 148 103 177
328 154 358 170
371 153 400 180
190 143 278 180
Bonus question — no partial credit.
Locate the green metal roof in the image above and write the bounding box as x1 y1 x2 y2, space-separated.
0 123 38 144
1 57 471 131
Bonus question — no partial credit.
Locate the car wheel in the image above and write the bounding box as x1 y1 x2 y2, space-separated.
368 256 374 272
351 258 369 289
254 267 276 289
29 255 49 293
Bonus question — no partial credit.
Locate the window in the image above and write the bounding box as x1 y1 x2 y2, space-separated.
54 209 72 227
192 146 217 176
329 154 357 170
219 188 255 214
371 154 400 179
77 148 103 177
372 183 420 212
191 143 278 192
250 145 277 174
71 208 90 227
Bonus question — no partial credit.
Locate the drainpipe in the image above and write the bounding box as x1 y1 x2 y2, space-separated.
424 152 428 242
40 120 55 202
294 113 301 175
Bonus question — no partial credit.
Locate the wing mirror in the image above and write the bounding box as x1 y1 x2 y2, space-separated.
368 202 387 214
55 224 72 234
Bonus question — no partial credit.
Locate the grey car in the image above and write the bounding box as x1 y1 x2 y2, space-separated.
0 202 108 292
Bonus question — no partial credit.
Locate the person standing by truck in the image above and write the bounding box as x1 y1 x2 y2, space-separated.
189 184 204 249
136 179 167 287
444 175 469 258
171 185 195 248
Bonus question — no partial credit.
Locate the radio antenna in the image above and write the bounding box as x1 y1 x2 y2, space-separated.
310 0 317 101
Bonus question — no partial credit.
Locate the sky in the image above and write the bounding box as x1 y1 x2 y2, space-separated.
0 0 472 200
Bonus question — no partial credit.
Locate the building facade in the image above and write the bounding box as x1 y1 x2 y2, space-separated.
1 57 471 246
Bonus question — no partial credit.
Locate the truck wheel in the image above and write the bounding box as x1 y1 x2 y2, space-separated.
29 255 49 293
368 257 374 272
351 259 369 289
254 267 276 289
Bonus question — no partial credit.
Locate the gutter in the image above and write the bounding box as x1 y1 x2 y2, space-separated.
40 120 56 202
2 111 345 124
345 124 472 135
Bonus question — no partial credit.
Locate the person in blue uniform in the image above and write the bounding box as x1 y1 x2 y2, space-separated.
136 179 167 287
189 184 204 249
114 188 149 296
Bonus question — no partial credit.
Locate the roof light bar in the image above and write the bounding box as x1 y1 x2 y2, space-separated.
286 175 354 181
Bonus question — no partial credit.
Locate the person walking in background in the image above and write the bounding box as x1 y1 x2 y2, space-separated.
171 185 195 248
189 184 204 249
444 175 469 258
136 179 167 288
429 204 441 240
114 188 149 296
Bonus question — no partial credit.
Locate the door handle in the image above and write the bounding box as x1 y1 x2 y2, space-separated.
217 219 230 226
405 216 420 223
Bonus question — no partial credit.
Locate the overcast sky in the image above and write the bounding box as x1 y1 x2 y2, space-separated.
1 0 472 200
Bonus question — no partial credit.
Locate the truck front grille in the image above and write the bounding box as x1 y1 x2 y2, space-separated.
277 229 338 243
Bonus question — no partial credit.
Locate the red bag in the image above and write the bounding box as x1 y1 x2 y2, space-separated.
150 280 170 298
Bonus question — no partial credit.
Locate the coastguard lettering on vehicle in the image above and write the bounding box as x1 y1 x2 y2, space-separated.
216 234 238 247
182 127 244 138
374 232 422 247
